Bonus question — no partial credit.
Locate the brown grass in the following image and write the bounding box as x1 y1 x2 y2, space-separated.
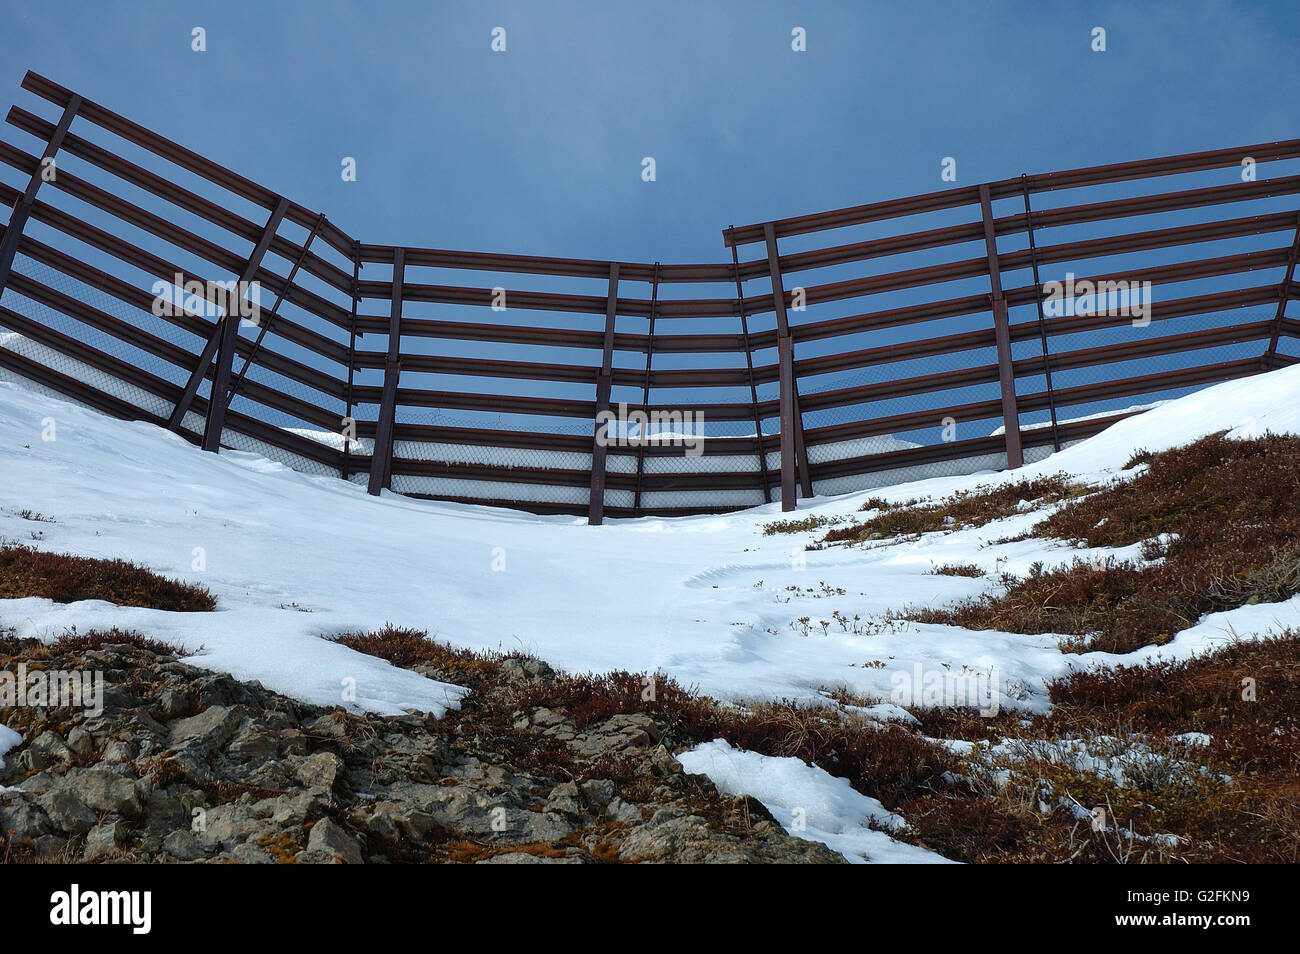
930 563 986 578
909 433 1300 654
335 625 953 813
328 624 506 689
0 545 215 611
820 475 1087 545
493 668 949 808
900 630 1300 863
51 626 195 657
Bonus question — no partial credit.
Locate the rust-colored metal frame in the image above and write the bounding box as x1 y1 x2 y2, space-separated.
2 71 1298 522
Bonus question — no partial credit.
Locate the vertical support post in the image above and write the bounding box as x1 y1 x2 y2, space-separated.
200 197 289 451
368 248 404 495
728 228 771 504
978 184 1024 470
0 94 81 296
764 223 813 509
224 212 325 409
1264 214 1300 369
200 299 242 451
1020 175 1061 453
344 239 361 480
588 262 620 525
632 263 659 516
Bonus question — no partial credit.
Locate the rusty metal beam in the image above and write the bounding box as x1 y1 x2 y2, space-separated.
765 223 813 507
368 248 404 495
7 72 1300 522
1020 174 1061 453
193 197 289 450
979 184 1024 469
729 228 771 503
588 263 620 525
0 94 79 295
224 212 325 412
632 263 660 516
20 71 354 257
1265 213 1300 367
726 137 1300 246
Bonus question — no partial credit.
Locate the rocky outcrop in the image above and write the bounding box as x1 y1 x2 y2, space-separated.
0 639 842 864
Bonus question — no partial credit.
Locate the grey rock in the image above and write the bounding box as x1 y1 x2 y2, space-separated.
581 778 616 810
230 841 275 864
30 730 72 763
530 707 568 729
295 751 345 793
64 765 142 815
569 714 659 757
478 851 584 864
37 788 97 835
548 778 616 816
617 814 846 864
167 705 243 754
197 803 260 850
19 770 56 794
100 686 142 710
161 829 204 861
499 657 556 685
517 810 573 842
101 739 136 763
546 781 584 816
155 687 191 719
605 797 645 825
369 800 439 840
228 721 279 762
305 817 362 864
262 792 318 827
304 711 349 739
0 796 52 838
66 726 95 756
83 819 127 862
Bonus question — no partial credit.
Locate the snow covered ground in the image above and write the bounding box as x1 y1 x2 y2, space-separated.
4 365 1300 861
677 739 953 863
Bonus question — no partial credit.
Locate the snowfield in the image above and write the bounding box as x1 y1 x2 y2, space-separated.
5 365 1300 861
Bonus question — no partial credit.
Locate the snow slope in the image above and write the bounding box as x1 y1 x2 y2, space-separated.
5 366 1300 862
3 366 1300 720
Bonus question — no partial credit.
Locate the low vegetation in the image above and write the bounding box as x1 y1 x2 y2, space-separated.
905 630 1300 863
761 514 842 536
912 433 1300 654
43 627 195 658
930 563 986 578
0 544 215 612
336 621 1299 863
329 624 507 690
336 624 952 818
820 475 1088 546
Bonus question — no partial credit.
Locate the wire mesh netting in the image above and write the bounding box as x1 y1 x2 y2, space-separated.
2 79 1297 517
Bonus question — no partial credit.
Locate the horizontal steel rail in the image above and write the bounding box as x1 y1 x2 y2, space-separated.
2 71 1297 518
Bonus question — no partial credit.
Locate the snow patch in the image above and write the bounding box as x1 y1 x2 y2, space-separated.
678 739 954 863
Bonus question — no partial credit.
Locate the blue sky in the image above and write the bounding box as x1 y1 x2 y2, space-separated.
3 0 1297 263
1 0 1298 484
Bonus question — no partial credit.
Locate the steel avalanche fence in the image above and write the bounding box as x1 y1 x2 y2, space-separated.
2 71 1298 522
